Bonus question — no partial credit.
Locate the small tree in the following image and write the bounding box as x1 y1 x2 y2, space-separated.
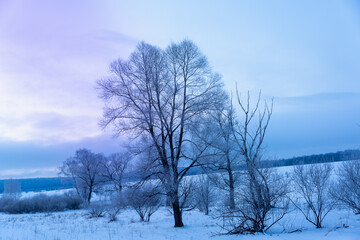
101 152 131 192
194 174 215 215
3 179 21 200
292 164 336 228
59 149 105 203
124 184 162 222
332 160 360 214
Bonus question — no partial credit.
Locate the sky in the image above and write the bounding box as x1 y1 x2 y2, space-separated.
0 0 359 178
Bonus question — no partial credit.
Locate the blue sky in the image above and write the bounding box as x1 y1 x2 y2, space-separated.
0 0 359 178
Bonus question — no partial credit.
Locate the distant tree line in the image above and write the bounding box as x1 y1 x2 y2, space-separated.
263 149 360 168
179 149 360 176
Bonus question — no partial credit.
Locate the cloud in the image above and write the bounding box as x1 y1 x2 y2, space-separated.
0 133 127 177
0 167 58 179
94 29 138 45
0 112 102 144
0 1 142 146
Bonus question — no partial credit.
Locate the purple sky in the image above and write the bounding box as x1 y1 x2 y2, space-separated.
0 0 359 178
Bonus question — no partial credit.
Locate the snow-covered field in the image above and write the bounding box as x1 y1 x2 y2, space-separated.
0 205 358 239
0 161 359 240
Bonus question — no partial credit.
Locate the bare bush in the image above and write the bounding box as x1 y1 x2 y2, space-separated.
220 168 289 234
332 160 360 214
107 206 122 222
89 203 107 218
105 192 125 222
123 184 162 222
0 192 82 214
291 164 336 228
62 191 84 210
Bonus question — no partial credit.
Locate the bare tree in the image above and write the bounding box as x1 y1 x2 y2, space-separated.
3 179 21 200
220 91 289 234
194 174 215 215
332 160 360 214
97 40 226 227
101 152 131 192
59 149 105 203
200 104 239 210
292 163 336 228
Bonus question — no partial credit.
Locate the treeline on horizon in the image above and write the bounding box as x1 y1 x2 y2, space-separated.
185 149 360 175
1 149 359 193
262 149 360 168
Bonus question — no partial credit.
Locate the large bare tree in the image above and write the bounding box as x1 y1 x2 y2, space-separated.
97 40 226 227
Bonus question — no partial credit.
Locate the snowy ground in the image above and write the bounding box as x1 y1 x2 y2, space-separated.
0 161 359 240
0 207 358 240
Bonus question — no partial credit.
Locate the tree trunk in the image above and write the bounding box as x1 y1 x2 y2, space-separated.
205 206 209 215
227 157 235 210
229 180 235 210
316 217 322 228
172 201 184 227
88 185 93 203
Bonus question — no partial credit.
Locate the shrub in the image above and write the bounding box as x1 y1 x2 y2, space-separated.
0 191 82 214
291 164 336 228
106 206 121 222
123 184 162 222
332 160 360 214
88 203 106 218
219 169 289 234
